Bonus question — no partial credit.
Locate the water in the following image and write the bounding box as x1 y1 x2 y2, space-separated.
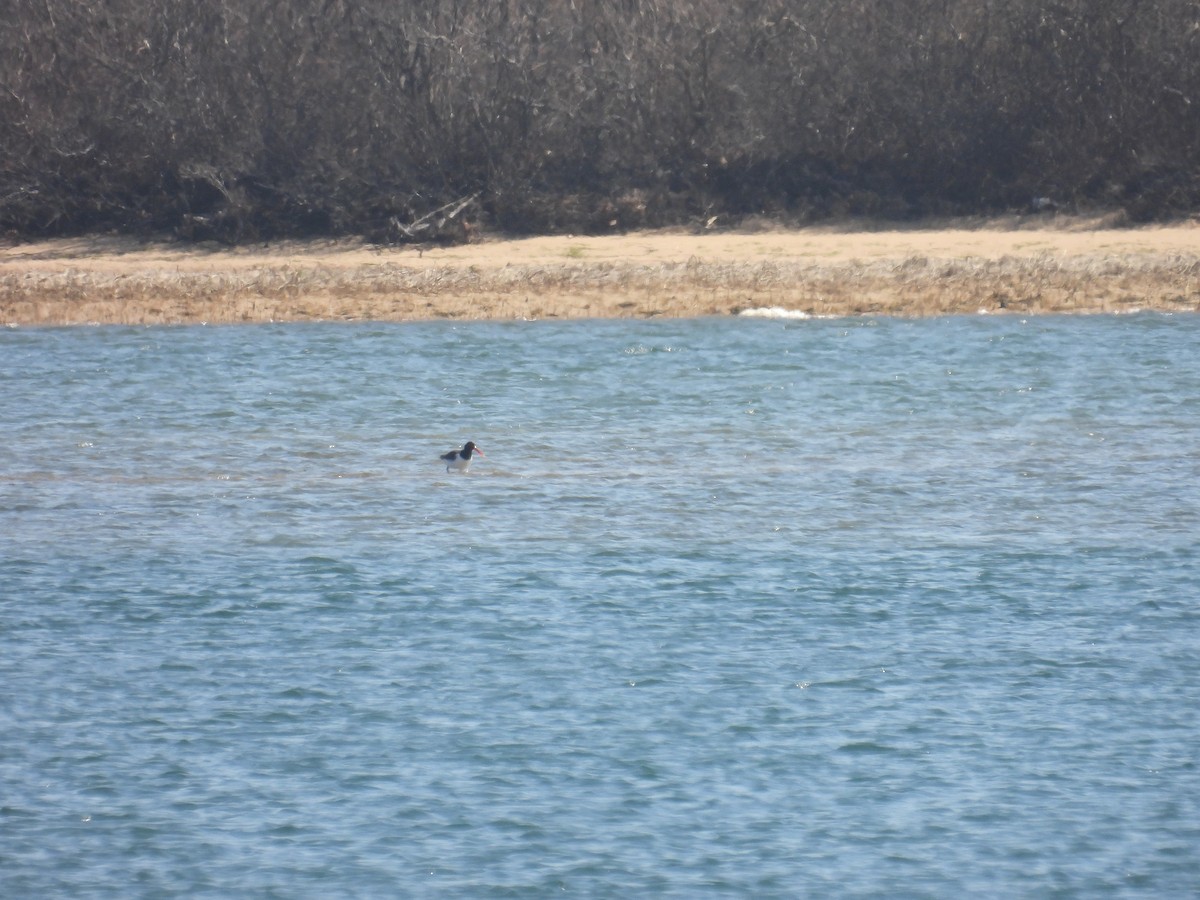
2 314 1198 897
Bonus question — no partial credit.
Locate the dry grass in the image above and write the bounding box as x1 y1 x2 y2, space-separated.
2 217 1198 325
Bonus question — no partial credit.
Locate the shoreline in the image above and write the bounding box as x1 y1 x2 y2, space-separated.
2 217 1198 325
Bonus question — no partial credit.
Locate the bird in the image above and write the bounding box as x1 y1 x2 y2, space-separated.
440 440 484 473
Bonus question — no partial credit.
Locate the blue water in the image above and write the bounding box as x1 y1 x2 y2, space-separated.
2 314 1198 897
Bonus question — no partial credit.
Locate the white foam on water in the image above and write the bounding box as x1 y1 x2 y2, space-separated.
737 306 812 319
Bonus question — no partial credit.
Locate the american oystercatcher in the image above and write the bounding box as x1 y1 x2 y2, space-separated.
440 441 484 473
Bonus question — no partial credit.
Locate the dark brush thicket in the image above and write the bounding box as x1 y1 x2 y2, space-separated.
2 0 1198 243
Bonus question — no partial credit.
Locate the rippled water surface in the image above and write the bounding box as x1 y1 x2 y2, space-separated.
2 315 1198 897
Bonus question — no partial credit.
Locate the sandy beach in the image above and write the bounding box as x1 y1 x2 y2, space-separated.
2 216 1198 325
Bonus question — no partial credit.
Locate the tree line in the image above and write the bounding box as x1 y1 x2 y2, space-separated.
2 0 1198 243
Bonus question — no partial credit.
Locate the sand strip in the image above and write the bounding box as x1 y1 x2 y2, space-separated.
2 217 1197 325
